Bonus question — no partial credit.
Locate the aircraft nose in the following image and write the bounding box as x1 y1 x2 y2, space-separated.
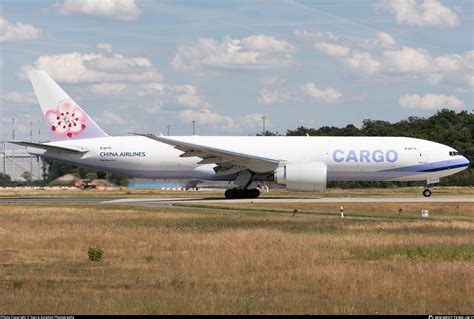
463 156 470 167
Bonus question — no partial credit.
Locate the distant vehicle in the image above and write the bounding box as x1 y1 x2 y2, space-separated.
9 70 471 199
75 179 97 190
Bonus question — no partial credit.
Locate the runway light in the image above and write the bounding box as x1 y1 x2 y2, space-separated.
340 206 344 218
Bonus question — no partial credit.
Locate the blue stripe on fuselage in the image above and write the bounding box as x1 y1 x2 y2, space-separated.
381 158 470 173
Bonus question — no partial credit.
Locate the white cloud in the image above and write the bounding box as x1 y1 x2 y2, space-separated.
172 85 201 108
177 108 267 133
312 31 473 88
294 30 340 42
141 102 162 114
172 35 294 72
366 32 398 49
399 93 465 110
19 46 162 84
178 109 236 131
135 83 204 108
262 76 282 85
239 113 267 131
55 0 141 21
342 51 381 75
375 0 459 27
381 48 473 87
95 111 127 126
0 17 41 43
136 82 165 97
1 91 37 105
258 88 290 105
465 74 474 88
88 82 127 95
302 82 342 103
96 42 113 54
382 47 432 73
313 42 350 57
241 35 293 52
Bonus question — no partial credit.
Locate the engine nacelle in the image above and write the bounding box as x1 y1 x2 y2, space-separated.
274 162 327 192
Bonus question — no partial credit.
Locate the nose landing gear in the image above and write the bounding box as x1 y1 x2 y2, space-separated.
423 186 432 197
422 178 439 197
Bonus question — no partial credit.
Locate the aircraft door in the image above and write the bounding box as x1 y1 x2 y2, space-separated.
418 150 428 163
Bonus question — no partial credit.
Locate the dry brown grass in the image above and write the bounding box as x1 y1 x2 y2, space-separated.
1 186 473 198
0 202 472 314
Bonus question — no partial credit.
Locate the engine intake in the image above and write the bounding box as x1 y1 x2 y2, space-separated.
274 162 327 192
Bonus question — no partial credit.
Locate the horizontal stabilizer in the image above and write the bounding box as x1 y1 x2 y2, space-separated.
8 141 88 154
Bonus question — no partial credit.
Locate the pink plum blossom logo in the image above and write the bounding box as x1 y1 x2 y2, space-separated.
45 99 87 138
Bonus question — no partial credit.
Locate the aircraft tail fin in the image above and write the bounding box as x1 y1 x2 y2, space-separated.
29 70 108 140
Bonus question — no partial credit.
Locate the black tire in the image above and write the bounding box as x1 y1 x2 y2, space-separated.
225 189 234 199
235 189 246 199
80 184 86 190
423 189 432 197
247 188 260 198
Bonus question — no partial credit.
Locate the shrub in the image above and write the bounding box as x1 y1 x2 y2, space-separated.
145 256 154 263
13 279 24 289
88 246 104 261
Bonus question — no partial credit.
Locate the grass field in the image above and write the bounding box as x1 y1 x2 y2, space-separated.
1 185 474 198
0 196 473 314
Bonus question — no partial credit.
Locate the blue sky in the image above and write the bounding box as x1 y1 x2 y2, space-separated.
1 0 473 141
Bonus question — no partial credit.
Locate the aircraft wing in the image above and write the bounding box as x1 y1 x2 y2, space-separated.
8 141 88 154
136 133 281 175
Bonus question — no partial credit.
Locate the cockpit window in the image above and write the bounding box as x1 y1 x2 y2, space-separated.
449 151 461 156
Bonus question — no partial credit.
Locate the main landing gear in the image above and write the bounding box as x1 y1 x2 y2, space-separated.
224 169 261 199
225 188 260 199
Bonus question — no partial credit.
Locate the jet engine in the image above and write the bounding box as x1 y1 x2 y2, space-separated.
274 162 327 192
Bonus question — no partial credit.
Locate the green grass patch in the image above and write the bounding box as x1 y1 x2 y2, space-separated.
351 244 474 261
173 203 424 220
112 214 349 234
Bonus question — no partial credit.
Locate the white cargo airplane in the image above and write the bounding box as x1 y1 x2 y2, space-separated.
9 71 470 198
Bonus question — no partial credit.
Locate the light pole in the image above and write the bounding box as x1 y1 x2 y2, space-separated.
167 125 171 136
30 121 33 180
12 118 15 181
192 120 196 135
261 116 266 135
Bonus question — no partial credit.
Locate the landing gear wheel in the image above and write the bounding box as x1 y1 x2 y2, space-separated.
225 189 237 199
225 188 261 199
423 189 432 197
248 188 260 199
235 189 246 199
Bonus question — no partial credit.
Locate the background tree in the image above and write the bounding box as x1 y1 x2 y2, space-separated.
21 171 32 184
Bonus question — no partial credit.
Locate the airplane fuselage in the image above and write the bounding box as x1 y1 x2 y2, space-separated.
29 135 470 182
